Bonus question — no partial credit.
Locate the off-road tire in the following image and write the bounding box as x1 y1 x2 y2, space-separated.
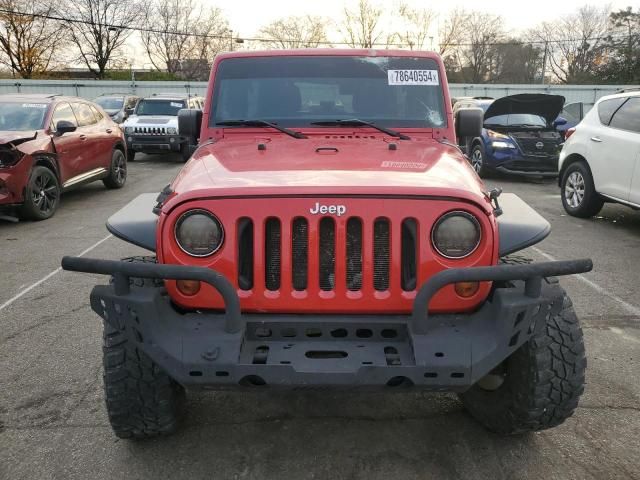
103 149 127 189
127 149 136 162
19 165 60 221
180 143 191 162
460 292 586 434
103 255 183 439
561 161 604 218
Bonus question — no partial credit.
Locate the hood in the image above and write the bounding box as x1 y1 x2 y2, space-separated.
123 115 177 126
0 131 37 146
484 94 565 124
166 135 492 213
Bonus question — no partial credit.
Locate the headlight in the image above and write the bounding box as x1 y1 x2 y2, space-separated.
431 211 481 259
124 126 134 133
175 210 224 257
167 127 177 135
491 140 516 149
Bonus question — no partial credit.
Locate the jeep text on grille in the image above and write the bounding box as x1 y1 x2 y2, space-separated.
62 49 592 440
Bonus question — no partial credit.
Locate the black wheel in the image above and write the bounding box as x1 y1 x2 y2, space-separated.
103 322 184 439
127 149 136 162
561 161 603 218
460 293 586 434
104 256 183 439
19 165 60 221
180 143 191 162
103 149 127 189
469 144 489 177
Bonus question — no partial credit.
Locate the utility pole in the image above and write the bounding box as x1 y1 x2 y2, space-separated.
229 30 233 51
541 41 549 84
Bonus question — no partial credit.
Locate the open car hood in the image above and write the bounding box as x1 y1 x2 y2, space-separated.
484 94 566 124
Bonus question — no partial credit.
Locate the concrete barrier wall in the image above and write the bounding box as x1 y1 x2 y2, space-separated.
0 79 636 104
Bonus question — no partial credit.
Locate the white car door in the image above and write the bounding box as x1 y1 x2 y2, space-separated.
588 96 640 202
615 98 640 205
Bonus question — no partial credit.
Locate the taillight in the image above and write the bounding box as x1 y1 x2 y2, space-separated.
565 128 576 140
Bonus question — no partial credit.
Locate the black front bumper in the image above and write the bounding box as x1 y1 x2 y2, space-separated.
126 135 185 152
61 257 592 391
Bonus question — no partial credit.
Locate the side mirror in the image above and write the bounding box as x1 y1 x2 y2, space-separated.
178 108 203 142
455 108 483 139
56 120 77 135
554 116 568 127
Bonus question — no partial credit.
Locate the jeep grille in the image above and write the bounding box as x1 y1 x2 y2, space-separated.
133 126 167 135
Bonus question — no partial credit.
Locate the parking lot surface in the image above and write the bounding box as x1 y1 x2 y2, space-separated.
1 156 639 480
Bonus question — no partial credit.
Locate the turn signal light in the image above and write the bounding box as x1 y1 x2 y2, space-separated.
455 281 480 298
177 279 201 296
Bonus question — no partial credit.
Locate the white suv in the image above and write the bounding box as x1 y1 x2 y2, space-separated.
559 90 640 217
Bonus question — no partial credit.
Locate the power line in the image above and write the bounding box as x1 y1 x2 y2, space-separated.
0 6 636 49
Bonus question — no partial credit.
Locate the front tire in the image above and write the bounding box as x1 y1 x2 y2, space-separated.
103 149 127 189
561 162 603 217
180 143 191 162
460 293 586 434
19 165 60 221
127 149 136 162
469 144 489 177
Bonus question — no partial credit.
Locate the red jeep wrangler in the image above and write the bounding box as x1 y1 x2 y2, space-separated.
63 50 592 439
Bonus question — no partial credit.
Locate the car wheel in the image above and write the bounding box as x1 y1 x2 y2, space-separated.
19 165 60 221
470 144 488 177
561 162 604 218
103 149 127 189
460 293 585 434
127 149 136 162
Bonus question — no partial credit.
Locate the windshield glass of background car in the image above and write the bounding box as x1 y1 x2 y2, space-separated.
210 56 447 128
136 99 186 116
95 97 124 111
0 102 48 131
484 114 547 127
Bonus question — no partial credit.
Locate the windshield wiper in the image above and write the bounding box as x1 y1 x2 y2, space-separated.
310 119 411 140
216 119 307 139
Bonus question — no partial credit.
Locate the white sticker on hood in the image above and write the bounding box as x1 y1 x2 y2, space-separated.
170 102 183 108
388 70 439 85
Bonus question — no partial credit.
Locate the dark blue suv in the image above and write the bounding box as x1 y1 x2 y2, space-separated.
454 94 566 177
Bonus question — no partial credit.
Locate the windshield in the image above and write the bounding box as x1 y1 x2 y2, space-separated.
135 99 185 116
0 102 48 131
94 96 124 111
210 56 446 129
484 114 547 127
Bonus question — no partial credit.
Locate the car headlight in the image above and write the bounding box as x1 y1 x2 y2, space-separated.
124 126 134 133
491 140 516 149
431 211 481 259
175 210 224 257
167 127 177 135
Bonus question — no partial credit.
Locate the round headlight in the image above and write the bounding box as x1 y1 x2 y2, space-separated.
431 211 481 259
175 210 224 257
167 127 177 135
124 126 134 133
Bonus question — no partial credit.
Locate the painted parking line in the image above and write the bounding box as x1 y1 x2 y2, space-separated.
532 246 640 317
0 234 113 312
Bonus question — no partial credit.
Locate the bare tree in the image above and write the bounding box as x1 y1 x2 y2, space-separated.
0 1 66 78
142 0 228 79
259 15 328 49
341 0 384 48
459 12 504 83
64 0 142 78
437 8 468 57
397 2 436 50
531 5 610 83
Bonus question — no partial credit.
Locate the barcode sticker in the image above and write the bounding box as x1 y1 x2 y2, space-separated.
170 102 183 107
22 103 47 108
387 70 439 85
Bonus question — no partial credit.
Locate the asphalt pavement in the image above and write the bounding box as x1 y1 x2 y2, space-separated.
1 155 639 480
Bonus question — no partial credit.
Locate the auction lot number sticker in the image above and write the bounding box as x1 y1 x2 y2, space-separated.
388 69 439 85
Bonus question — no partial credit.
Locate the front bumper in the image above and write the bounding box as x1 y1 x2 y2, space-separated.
126 134 185 152
61 256 592 391
488 148 559 176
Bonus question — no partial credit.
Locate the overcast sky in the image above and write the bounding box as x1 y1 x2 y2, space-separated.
220 0 634 37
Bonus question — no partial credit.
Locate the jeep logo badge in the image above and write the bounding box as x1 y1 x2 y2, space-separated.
310 202 346 216
535 141 544 150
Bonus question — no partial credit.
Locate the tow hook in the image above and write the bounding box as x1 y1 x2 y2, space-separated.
488 187 503 217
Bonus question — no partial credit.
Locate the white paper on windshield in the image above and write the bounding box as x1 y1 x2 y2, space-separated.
387 70 439 85
22 103 47 108
170 102 182 107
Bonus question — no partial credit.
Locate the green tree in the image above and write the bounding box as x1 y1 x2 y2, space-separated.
597 7 640 83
